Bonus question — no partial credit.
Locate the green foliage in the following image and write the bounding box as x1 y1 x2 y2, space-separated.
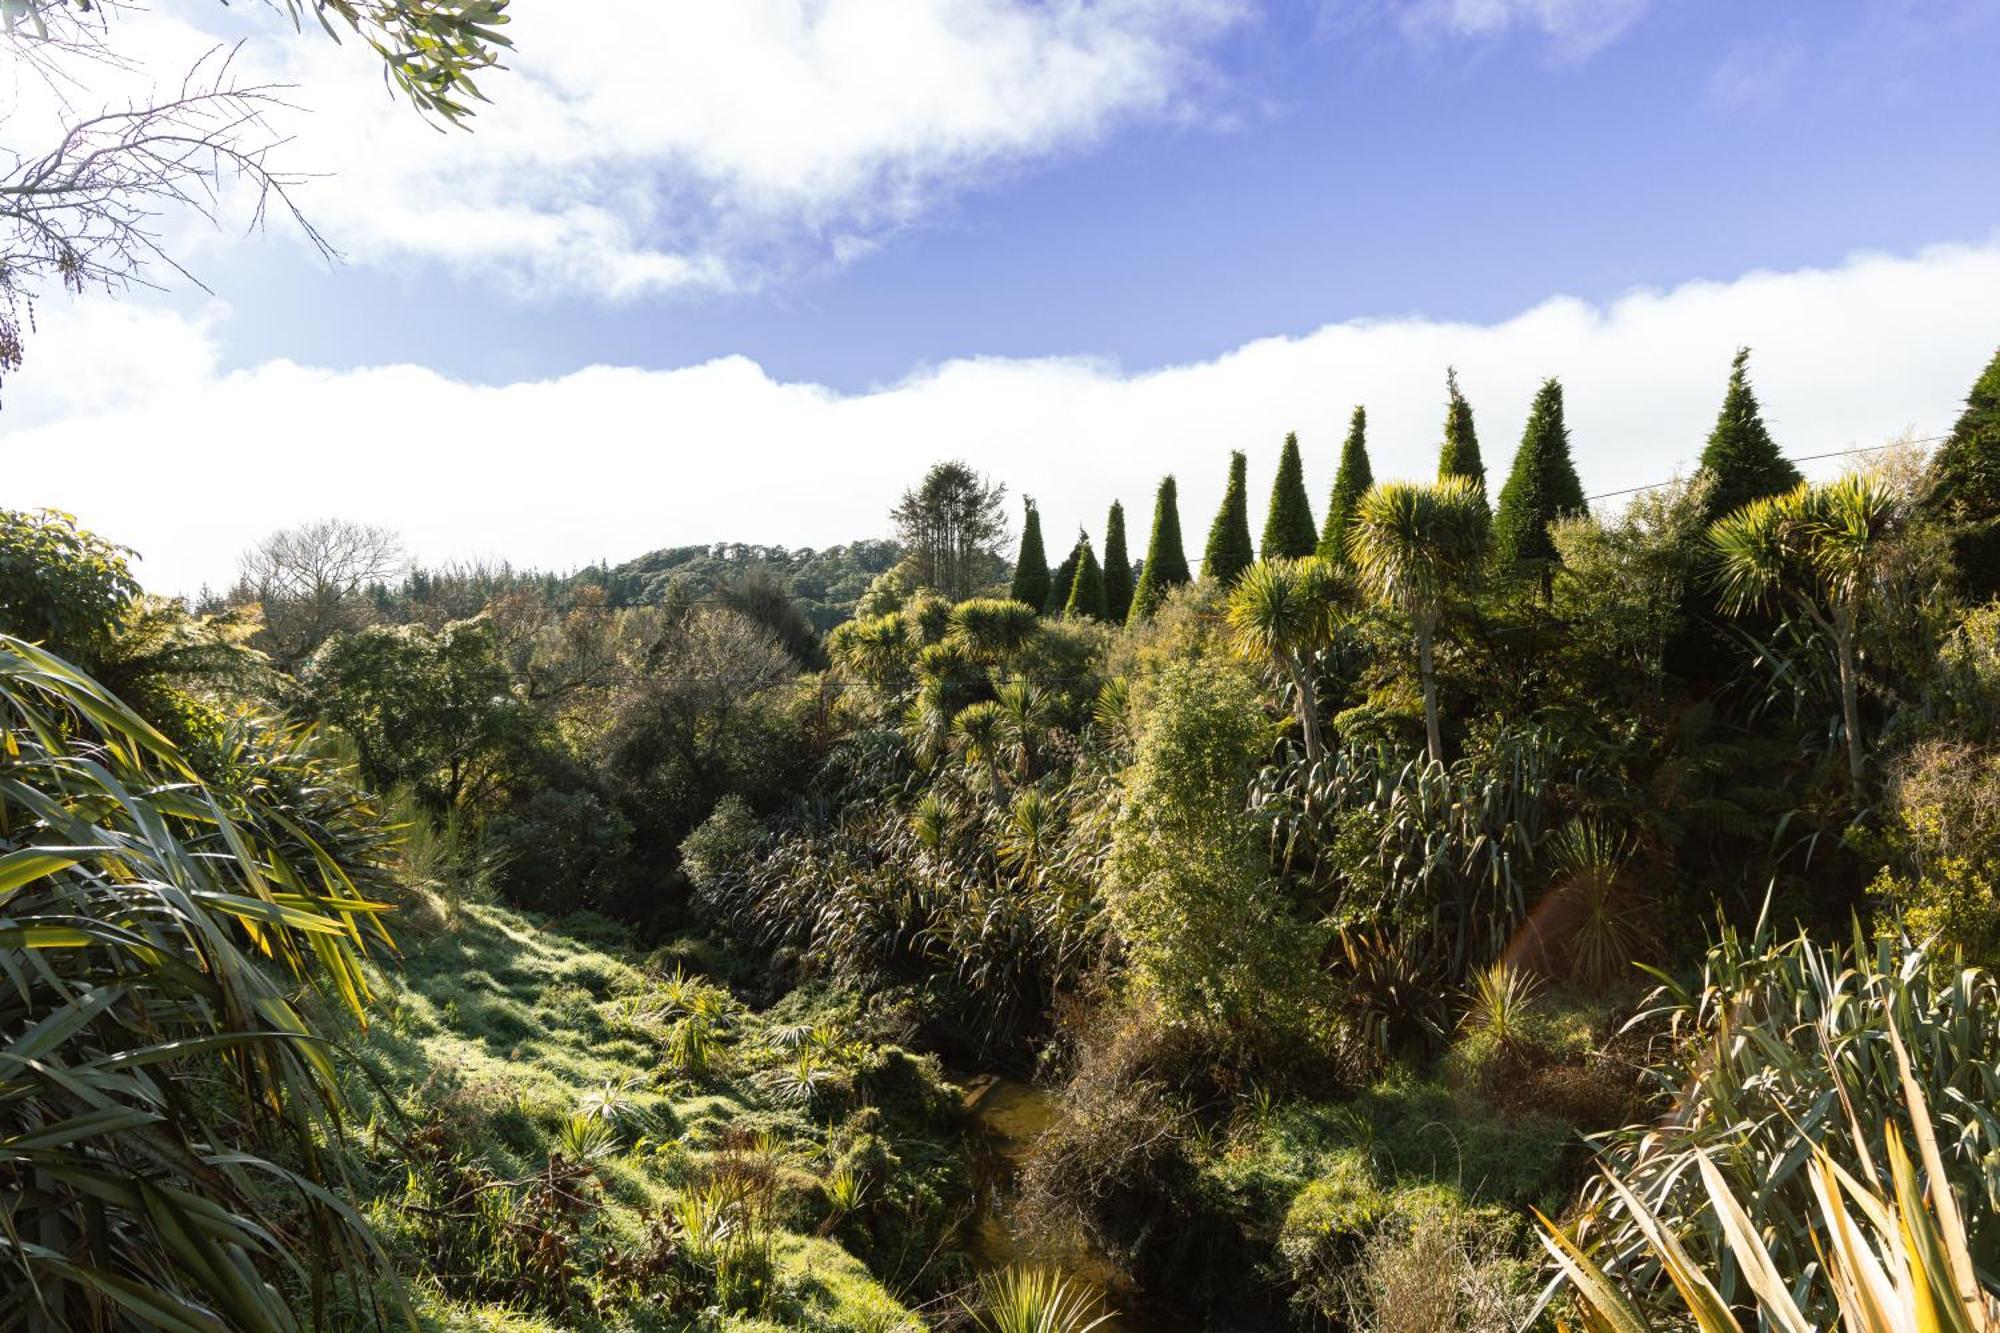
1108 659 1326 1043
1319 406 1375 564
1062 533 1107 620
1128 475 1192 624
949 597 1041 663
1581 922 2000 1321
1925 345 2000 599
0 507 140 669
1435 368 1488 503
1101 500 1135 624
1696 346 1801 521
303 617 519 807
1045 543 1079 616
487 786 634 914
891 460 1010 600
1492 377 1586 578
1874 740 2000 969
0 635 399 1328
1261 432 1319 561
965 1265 1113 1333
1227 556 1345 761
1202 450 1257 586
1011 497 1052 612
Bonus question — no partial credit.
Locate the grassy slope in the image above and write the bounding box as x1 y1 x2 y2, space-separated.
327 900 971 1331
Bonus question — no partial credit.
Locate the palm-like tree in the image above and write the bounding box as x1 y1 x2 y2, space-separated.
1345 477 1491 764
1711 472 1908 792
1225 557 1345 762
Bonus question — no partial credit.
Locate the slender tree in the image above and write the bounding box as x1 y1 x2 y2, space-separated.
1436 368 1489 513
1318 407 1373 565
1260 432 1318 561
1227 557 1343 761
1063 533 1106 620
1202 451 1256 585
1045 545 1079 616
1101 501 1135 624
1712 473 1909 792
1346 478 1491 764
890 460 1008 600
1696 347 1800 522
1009 496 1051 611
1128 475 1191 624
1493 378 1587 581
1923 344 2000 600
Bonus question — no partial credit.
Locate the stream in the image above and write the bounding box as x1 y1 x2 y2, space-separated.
957 1073 1191 1332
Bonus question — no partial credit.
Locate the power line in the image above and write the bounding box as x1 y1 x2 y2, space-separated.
1583 434 1947 504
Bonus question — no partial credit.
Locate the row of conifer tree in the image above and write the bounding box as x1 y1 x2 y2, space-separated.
1011 348 1812 626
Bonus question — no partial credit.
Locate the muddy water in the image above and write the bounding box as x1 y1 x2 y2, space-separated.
957 1074 1190 1332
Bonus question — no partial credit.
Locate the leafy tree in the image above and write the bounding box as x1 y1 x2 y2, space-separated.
1493 378 1587 581
1128 475 1192 624
1711 472 1911 791
1436 368 1489 509
1347 478 1492 764
1696 347 1801 522
1260 432 1319 560
1318 406 1374 564
890 460 1009 600
1011 496 1052 611
1202 450 1256 585
0 508 139 669
1102 501 1135 623
303 618 517 807
1046 545 1079 616
1063 533 1107 620
1227 557 1344 761
1923 345 2000 599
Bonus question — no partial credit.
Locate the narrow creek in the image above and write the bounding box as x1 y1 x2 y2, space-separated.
956 1073 1192 1332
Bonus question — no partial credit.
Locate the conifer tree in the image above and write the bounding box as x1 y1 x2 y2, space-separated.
1101 501 1135 624
1202 451 1256 585
1128 476 1191 625
1260 432 1318 560
1436 368 1489 513
1492 378 1587 579
1923 344 2000 599
1063 534 1106 619
1696 347 1800 522
1318 406 1373 564
1009 496 1051 611
1045 545 1078 616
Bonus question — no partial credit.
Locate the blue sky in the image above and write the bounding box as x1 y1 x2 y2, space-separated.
13 0 2000 591
186 0 2000 389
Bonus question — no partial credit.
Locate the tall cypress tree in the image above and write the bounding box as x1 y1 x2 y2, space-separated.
1318 406 1373 564
1260 432 1318 560
1101 501 1135 624
1045 545 1078 616
1492 378 1587 577
1697 347 1800 522
1063 534 1106 620
1009 496 1051 611
1128 475 1191 625
1436 369 1488 513
1202 451 1256 585
1925 345 2000 600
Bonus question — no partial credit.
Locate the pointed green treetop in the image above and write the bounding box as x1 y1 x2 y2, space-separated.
1493 377 1587 575
1925 344 2000 598
1202 450 1256 585
1260 432 1319 561
1318 406 1374 565
1128 475 1191 625
1045 543 1078 616
1697 347 1800 521
1063 533 1107 620
1009 496 1051 611
1436 368 1489 509
1102 500 1135 624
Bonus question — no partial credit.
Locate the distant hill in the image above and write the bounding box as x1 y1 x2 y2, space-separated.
584 539 902 632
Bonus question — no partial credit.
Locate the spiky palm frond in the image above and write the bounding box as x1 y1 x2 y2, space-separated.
1344 477 1491 621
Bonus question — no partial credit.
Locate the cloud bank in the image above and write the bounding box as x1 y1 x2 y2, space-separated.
13 239 1997 595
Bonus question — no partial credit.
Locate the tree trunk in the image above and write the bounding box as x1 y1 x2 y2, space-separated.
1837 616 1865 793
1418 618 1443 766
1281 650 1324 764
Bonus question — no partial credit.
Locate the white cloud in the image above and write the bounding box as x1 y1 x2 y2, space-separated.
10 239 1998 594
76 0 1247 298
1398 0 1649 57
